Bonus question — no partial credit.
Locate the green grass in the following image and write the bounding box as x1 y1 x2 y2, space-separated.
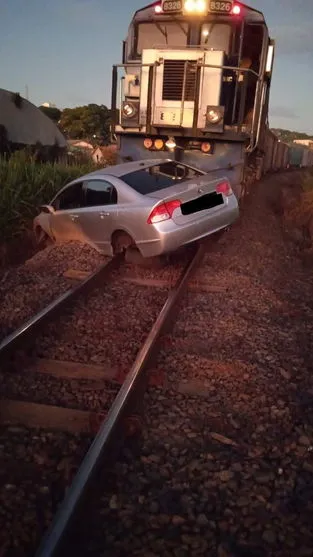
0 151 95 243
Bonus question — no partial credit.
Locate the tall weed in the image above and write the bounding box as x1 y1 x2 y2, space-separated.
0 152 94 241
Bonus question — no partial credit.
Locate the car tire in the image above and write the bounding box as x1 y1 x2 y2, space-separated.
112 231 134 255
112 232 166 268
35 227 53 250
125 247 167 268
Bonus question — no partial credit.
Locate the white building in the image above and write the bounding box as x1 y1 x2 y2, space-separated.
41 102 57 108
293 139 313 149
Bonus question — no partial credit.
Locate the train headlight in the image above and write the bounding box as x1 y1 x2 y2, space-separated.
121 100 140 127
184 0 207 13
165 137 176 150
123 102 137 118
207 109 222 124
205 106 225 132
231 4 241 15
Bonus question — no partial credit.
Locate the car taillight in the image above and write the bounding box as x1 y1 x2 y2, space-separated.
147 200 181 224
216 181 232 197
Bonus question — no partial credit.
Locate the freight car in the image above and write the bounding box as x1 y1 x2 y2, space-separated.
111 0 311 199
288 144 313 168
262 131 290 172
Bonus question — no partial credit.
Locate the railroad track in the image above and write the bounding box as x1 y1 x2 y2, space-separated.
0 243 204 557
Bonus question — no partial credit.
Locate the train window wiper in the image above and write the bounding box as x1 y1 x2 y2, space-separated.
172 18 188 37
155 22 168 44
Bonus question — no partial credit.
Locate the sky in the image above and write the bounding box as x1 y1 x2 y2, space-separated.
0 0 312 133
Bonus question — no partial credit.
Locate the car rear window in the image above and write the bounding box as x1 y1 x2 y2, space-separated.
121 162 202 195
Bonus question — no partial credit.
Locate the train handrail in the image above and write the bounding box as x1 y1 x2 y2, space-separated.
112 59 263 145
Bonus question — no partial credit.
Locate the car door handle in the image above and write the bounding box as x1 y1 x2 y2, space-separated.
70 214 79 221
100 212 110 218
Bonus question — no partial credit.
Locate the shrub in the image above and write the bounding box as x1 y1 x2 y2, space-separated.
97 145 117 166
302 170 313 192
284 170 313 229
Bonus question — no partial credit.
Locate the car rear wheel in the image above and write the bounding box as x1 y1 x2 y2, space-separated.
125 247 167 268
111 232 146 265
112 231 166 268
111 231 135 255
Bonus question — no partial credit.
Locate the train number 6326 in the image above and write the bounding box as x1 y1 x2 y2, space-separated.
209 1 232 12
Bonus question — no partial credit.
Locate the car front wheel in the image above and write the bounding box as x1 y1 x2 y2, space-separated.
34 227 53 250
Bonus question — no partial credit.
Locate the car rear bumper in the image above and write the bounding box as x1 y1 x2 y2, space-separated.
136 195 239 257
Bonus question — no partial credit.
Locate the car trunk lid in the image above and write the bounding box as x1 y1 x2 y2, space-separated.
148 176 226 225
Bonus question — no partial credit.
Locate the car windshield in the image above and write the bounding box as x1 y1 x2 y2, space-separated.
121 162 203 195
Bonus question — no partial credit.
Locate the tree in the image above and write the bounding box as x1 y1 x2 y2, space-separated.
59 104 111 144
39 105 62 123
271 128 313 144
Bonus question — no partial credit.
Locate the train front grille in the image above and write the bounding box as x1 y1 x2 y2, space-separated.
162 59 197 102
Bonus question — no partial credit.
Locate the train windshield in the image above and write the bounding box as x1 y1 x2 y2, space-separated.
200 23 232 54
136 22 188 56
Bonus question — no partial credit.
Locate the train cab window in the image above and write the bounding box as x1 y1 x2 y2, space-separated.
239 25 265 124
241 25 264 74
200 24 231 54
136 22 188 56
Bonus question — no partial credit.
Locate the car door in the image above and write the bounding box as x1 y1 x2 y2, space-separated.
49 181 86 243
77 179 119 253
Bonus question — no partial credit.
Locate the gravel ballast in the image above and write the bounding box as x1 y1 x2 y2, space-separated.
0 426 92 555
79 172 313 556
0 242 107 338
33 279 169 368
2 171 313 556
0 243 185 556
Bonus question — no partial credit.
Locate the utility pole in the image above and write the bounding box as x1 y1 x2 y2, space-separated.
25 84 29 100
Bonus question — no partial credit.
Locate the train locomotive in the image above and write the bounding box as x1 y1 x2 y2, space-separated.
111 0 313 199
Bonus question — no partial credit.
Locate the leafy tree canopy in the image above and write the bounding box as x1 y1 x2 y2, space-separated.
271 128 313 144
39 105 62 123
59 104 111 144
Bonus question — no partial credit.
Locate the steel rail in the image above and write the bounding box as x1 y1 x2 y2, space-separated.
0 255 123 362
35 242 205 557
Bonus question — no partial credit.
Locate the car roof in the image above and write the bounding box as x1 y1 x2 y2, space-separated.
73 158 173 183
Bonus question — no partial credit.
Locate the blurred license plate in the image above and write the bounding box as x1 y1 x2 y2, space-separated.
181 193 224 216
162 0 182 12
209 1 233 13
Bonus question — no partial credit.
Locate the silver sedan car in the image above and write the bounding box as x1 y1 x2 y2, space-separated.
33 159 239 258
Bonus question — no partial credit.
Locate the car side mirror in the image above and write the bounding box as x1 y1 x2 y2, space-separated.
39 204 55 214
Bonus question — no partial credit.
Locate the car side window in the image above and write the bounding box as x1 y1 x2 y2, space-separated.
53 182 84 211
84 180 118 207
